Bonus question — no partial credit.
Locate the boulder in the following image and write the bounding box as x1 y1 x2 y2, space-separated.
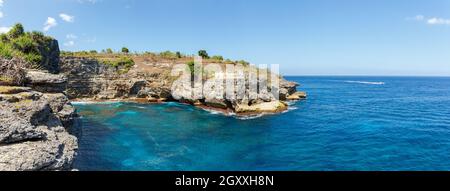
204 98 229 109
280 80 299 100
287 91 307 100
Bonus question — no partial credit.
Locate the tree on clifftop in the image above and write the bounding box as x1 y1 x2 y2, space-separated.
8 23 25 39
121 47 129 54
198 50 209 59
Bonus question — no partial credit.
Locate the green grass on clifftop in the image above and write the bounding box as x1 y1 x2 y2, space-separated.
0 23 54 64
61 49 250 75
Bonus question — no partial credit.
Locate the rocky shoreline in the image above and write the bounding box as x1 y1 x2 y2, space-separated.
1 38 305 170
60 56 306 115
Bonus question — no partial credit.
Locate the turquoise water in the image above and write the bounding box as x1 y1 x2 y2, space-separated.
73 77 450 171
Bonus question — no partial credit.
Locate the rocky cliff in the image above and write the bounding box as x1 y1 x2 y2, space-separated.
59 56 306 115
60 57 173 101
0 58 79 171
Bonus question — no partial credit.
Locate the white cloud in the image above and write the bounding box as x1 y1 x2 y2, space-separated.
406 15 425 21
408 15 450 26
59 13 75 23
66 34 78 39
64 41 75 47
0 26 11 34
43 17 57 32
427 17 450 25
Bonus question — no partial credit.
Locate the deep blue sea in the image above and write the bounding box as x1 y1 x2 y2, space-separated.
73 77 450 171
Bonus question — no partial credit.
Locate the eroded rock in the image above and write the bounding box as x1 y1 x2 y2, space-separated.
25 70 67 93
0 88 79 171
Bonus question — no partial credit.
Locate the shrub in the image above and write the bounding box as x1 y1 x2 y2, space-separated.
0 34 8 43
22 53 43 64
29 31 49 42
102 56 135 73
106 48 114 54
121 47 129 54
176 51 182 58
211 55 224 61
144 51 157 56
7 23 25 39
0 23 53 65
223 59 234 65
237 60 250 66
186 61 204 77
186 61 195 74
198 50 209 59
11 35 37 53
116 56 134 69
159 51 178 59
0 43 14 59
60 51 74 57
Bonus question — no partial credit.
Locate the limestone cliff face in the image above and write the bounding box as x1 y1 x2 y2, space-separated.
0 58 79 171
59 56 304 114
59 57 173 101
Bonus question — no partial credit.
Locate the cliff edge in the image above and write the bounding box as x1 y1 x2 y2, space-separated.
60 55 306 115
0 58 79 171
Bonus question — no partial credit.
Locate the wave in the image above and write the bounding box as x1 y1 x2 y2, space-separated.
71 101 123 105
344 80 385 85
235 114 265 120
206 110 221 115
285 106 298 112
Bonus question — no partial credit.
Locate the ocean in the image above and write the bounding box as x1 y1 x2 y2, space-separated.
73 76 450 170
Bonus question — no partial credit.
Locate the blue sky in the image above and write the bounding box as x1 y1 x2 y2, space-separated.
1 0 450 76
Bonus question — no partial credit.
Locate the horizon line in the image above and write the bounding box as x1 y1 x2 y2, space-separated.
282 74 450 77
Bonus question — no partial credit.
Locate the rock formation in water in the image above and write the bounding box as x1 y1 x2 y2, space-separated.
59 56 306 114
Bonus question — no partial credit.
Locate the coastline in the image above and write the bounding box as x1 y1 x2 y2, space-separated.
70 98 302 118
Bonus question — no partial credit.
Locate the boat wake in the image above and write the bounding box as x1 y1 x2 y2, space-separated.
344 80 385 85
